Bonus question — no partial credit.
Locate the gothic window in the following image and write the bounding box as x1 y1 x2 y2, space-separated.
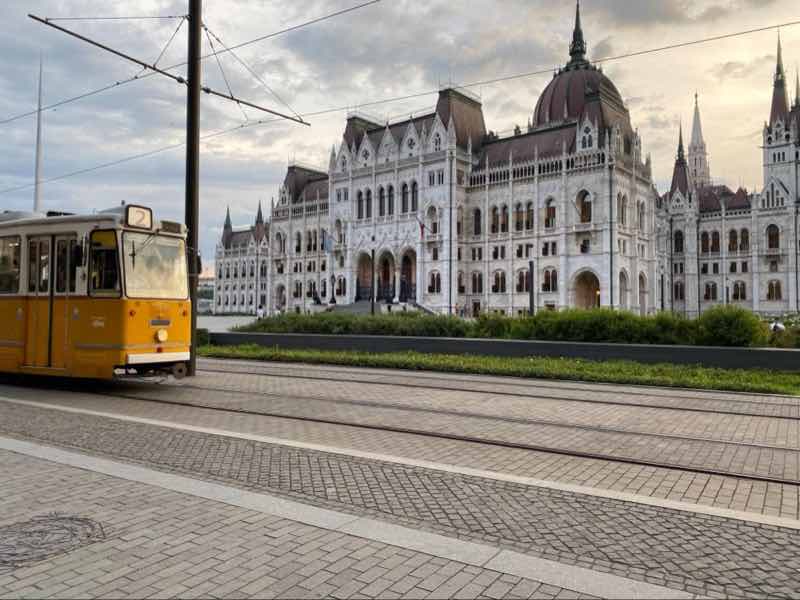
525 202 534 230
492 271 507 294
517 270 531 293
740 229 749 251
491 207 500 234
768 280 783 301
401 184 409 213
411 181 419 212
577 191 591 224
701 232 710 254
428 271 441 294
379 187 386 217
542 269 558 293
361 148 370 163
387 186 395 215
638 203 645 229
473 209 482 236
710 231 720 253
617 195 627 226
728 230 738 253
514 203 524 232
673 281 685 301
357 191 364 219
732 282 747 301
433 133 442 152
704 282 718 301
340 155 347 171
767 224 780 249
472 272 483 294
544 199 556 229
673 231 684 254
366 189 373 218
500 205 509 233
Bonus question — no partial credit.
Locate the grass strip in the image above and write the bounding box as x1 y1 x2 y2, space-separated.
199 344 800 396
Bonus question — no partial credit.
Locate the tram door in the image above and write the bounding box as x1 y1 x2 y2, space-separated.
25 237 51 367
24 235 76 369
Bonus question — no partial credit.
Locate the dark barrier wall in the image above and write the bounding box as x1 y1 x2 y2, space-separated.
209 332 800 372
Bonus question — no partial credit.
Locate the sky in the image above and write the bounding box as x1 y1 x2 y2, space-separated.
0 0 798 267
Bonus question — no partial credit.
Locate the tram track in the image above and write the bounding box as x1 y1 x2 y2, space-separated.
195 364 800 420
40 380 797 487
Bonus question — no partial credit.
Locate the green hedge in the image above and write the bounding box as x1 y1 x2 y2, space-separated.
238 306 776 348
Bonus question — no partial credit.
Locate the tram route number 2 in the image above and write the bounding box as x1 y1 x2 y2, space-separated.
126 205 153 231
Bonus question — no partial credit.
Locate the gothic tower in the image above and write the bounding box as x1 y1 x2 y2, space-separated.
688 94 710 188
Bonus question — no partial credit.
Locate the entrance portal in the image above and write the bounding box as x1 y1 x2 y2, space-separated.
574 271 601 309
399 251 417 303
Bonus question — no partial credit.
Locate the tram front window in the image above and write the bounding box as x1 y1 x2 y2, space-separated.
123 232 188 299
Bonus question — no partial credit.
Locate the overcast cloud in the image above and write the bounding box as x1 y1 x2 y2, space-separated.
0 0 797 267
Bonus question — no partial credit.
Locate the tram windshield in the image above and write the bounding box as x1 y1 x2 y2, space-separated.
123 232 188 299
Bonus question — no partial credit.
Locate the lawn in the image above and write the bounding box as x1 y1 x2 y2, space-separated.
199 345 800 396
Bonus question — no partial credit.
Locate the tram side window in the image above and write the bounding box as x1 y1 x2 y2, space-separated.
0 236 21 294
90 231 120 297
55 239 78 294
28 239 50 294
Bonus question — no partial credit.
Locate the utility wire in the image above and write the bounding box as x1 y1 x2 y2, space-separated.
204 24 301 121
4 16 800 195
45 16 187 21
153 16 186 68
0 0 382 126
204 26 249 121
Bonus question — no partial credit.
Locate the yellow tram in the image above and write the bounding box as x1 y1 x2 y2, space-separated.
0 204 191 379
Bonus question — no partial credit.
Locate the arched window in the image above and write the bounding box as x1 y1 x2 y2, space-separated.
411 181 419 212
490 207 500 234
473 209 482 236
704 282 718 301
233 264 238 278
516 270 530 293
357 191 364 219
500 205 509 233
433 133 442 152
514 203 524 232
618 195 627 226
711 231 720 253
732 281 747 301
673 231 684 254
673 281 685 301
542 269 558 292
578 191 591 224
378 187 386 217
740 229 750 252
544 199 556 229
401 184 409 213
728 230 738 253
767 224 780 249
365 189 373 218
249 262 255 277
428 271 441 294
493 271 506 293
225 265 230 278
387 186 394 215
701 231 709 254
525 202 534 230
638 203 646 230
472 272 483 294
768 280 783 301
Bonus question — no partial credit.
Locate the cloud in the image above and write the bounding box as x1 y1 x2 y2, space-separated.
709 54 775 80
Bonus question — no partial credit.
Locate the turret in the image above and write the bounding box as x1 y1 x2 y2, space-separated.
688 93 711 187
222 205 233 248
669 125 690 200
254 201 265 241
568 1 587 66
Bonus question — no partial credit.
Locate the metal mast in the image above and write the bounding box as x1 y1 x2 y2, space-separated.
186 0 202 376
34 55 44 212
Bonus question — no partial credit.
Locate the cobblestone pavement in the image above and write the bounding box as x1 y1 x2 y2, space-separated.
3 377 800 520
0 451 588 600
109 378 800 484
1 401 799 598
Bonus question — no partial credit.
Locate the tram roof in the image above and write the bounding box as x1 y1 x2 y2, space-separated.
0 206 184 234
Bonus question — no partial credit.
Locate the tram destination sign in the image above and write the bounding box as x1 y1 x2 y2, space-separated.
126 205 153 231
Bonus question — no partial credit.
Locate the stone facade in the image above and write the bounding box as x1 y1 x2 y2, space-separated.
213 7 800 319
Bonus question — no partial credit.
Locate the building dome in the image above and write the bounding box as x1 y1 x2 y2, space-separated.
532 1 627 130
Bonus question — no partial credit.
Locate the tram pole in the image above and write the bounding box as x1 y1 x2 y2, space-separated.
186 0 202 376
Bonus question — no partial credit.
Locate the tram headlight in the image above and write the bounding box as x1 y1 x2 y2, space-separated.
156 329 169 343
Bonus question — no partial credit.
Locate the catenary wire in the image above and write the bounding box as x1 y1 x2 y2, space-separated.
204 26 249 121
2 17 799 194
0 0 382 126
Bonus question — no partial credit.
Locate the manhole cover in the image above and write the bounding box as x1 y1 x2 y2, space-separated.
0 515 105 574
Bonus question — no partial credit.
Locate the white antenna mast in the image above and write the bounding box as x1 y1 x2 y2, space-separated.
33 54 44 213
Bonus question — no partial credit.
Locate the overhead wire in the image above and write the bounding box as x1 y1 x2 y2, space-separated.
0 0 383 126
204 26 249 121
44 16 186 21
3 16 800 195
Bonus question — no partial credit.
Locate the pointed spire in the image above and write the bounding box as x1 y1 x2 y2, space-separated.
677 123 685 160
568 0 587 66
771 33 789 125
224 205 232 229
255 200 264 224
690 93 705 148
670 125 689 197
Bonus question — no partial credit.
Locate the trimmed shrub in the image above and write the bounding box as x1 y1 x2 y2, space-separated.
696 305 769 347
196 328 210 346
